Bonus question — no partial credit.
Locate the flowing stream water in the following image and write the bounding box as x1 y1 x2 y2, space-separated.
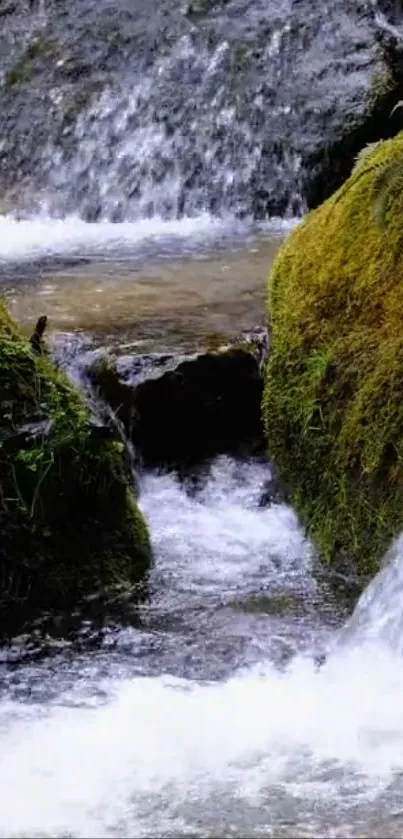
1 458 403 838
2 0 403 836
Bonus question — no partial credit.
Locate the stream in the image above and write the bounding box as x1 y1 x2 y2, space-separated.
1 218 403 838
2 0 403 835
1 448 403 837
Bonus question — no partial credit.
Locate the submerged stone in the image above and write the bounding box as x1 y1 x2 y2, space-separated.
263 130 403 581
0 300 151 633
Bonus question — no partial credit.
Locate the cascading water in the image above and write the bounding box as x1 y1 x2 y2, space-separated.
0 0 391 268
1 458 403 838
0 0 391 227
41 29 302 222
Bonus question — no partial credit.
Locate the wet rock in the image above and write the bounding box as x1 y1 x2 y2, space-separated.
302 69 403 209
0 0 395 220
184 0 230 21
29 314 48 355
0 0 17 17
88 333 268 470
302 10 403 210
258 462 283 507
133 348 264 468
2 418 54 453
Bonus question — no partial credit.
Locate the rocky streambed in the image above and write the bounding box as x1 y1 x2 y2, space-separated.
0 228 296 639
0 250 402 837
0 228 370 839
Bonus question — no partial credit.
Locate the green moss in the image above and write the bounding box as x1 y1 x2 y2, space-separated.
367 67 395 106
263 130 403 580
0 301 151 627
4 35 57 91
184 0 229 19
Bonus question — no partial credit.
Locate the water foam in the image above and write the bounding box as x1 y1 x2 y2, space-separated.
0 213 295 264
1 646 403 837
139 458 312 601
0 214 233 263
1 459 403 836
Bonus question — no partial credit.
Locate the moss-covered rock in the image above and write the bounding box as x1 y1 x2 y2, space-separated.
263 131 403 581
0 300 151 630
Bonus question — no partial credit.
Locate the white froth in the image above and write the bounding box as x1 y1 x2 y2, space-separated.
1 646 403 838
1 461 403 837
0 214 228 262
0 215 294 263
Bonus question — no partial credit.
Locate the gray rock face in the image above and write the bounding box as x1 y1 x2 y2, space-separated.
0 0 398 220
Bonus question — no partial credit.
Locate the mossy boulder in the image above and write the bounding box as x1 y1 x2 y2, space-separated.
0 301 151 631
263 131 403 581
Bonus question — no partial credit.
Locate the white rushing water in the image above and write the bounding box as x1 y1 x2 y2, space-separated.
0 213 295 265
0 214 236 263
0 458 403 838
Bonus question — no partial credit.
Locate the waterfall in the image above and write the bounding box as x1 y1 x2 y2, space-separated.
0 0 385 222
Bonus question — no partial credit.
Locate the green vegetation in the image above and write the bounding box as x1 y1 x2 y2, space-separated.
0 301 151 628
263 131 403 580
185 0 230 19
350 104 403 229
4 35 57 91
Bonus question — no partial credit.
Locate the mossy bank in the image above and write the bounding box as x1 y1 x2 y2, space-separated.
0 301 151 631
263 131 403 581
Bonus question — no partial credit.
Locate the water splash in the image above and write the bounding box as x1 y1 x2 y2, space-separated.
0 213 240 263
334 532 403 655
1 647 403 837
1 461 403 836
